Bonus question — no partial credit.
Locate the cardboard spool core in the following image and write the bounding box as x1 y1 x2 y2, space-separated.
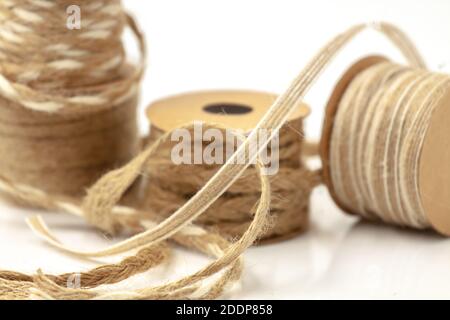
147 90 310 132
321 56 450 236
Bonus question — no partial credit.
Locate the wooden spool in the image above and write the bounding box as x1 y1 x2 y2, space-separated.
320 56 450 235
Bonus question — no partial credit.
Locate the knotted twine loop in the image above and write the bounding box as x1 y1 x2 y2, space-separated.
0 22 427 299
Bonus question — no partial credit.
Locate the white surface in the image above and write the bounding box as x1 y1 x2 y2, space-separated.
2 0 450 299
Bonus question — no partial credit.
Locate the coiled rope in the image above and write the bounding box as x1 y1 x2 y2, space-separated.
328 61 449 229
0 0 143 195
142 117 320 242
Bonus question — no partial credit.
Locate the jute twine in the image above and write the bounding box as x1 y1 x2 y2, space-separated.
327 61 450 229
2 123 267 299
0 0 250 299
0 18 427 299
0 0 142 196
140 118 321 243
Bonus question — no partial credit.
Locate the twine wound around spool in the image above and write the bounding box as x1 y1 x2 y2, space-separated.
321 56 450 235
0 0 143 197
143 90 319 243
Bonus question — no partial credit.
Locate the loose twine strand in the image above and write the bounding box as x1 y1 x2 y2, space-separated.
329 61 450 229
0 12 427 300
2 124 260 300
0 0 249 299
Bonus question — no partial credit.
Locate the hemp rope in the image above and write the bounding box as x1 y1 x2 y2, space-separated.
0 0 248 299
141 118 321 242
1 124 263 299
0 20 427 299
0 0 143 195
0 0 144 113
328 61 450 229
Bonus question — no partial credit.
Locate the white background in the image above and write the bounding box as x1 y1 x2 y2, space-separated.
2 0 450 299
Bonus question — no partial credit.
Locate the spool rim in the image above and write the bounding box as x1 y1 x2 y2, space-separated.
146 90 310 133
419 86 450 236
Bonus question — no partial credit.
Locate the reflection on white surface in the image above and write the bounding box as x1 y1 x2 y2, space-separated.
1 185 450 299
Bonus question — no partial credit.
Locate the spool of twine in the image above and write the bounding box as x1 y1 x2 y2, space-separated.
142 90 319 242
321 57 450 235
0 22 433 300
0 0 141 196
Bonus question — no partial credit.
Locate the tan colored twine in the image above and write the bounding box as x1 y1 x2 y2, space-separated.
0 0 145 113
0 19 427 299
0 0 248 299
2 124 264 299
0 0 145 195
141 119 321 242
329 61 450 229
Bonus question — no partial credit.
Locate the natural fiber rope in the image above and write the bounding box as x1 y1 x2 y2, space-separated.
329 61 450 229
141 118 321 242
0 124 262 299
0 0 144 113
0 0 247 299
0 21 428 299
0 0 144 195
